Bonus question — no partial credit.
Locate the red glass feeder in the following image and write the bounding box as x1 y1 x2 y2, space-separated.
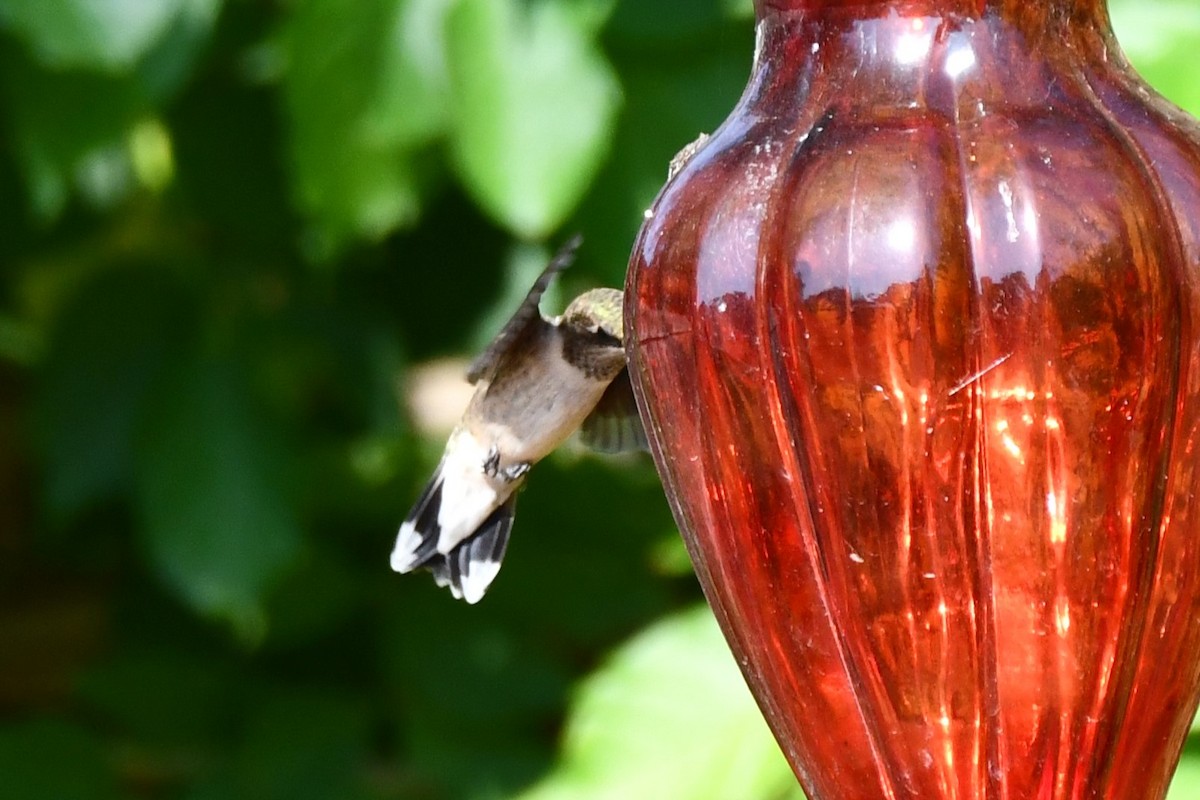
625 0 1200 797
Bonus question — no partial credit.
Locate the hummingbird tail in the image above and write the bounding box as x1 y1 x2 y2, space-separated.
429 495 515 604
391 474 516 604
391 474 445 573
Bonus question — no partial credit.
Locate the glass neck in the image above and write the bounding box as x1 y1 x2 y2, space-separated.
740 0 1123 123
755 0 1108 25
752 0 1114 55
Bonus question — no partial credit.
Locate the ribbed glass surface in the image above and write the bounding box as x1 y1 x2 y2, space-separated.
626 2 1200 797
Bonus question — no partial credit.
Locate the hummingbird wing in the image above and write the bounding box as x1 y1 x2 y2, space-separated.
466 235 582 385
580 369 649 453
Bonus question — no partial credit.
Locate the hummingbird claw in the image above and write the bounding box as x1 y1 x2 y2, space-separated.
480 446 529 483
482 446 501 478
501 462 531 482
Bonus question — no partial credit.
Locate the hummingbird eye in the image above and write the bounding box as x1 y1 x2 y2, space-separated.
595 328 622 348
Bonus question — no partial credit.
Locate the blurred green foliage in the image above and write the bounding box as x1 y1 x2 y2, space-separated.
0 1 1198 799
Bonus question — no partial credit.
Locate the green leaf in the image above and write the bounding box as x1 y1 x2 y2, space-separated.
446 0 620 239
722 0 754 18
1169 742 1200 799
487 457 676 644
168 59 293 248
360 0 455 147
0 0 186 72
570 16 752 280
384 598 570 731
136 0 224 101
467 240 565 354
606 0 730 47
135 355 302 638
261 549 365 649
0 719 120 800
77 647 239 745
382 592 570 796
178 690 373 800
0 1 220 217
282 0 452 255
0 53 145 218
234 691 370 800
514 605 806 800
35 271 194 518
0 312 40 365
1111 0 1200 116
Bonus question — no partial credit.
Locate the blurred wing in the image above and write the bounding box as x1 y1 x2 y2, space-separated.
580 370 648 453
467 235 582 385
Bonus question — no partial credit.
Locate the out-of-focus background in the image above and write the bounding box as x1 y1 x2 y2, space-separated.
1 1 1199 798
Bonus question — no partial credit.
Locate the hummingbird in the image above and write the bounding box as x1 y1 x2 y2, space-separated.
391 237 645 603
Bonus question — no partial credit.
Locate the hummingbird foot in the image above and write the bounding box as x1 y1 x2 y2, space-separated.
480 446 530 483
501 461 531 482
482 446 501 478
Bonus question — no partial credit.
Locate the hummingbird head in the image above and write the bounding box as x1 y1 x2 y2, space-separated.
563 288 623 338
561 287 626 380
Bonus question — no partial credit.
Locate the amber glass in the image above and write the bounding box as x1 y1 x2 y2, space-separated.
626 0 1200 797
